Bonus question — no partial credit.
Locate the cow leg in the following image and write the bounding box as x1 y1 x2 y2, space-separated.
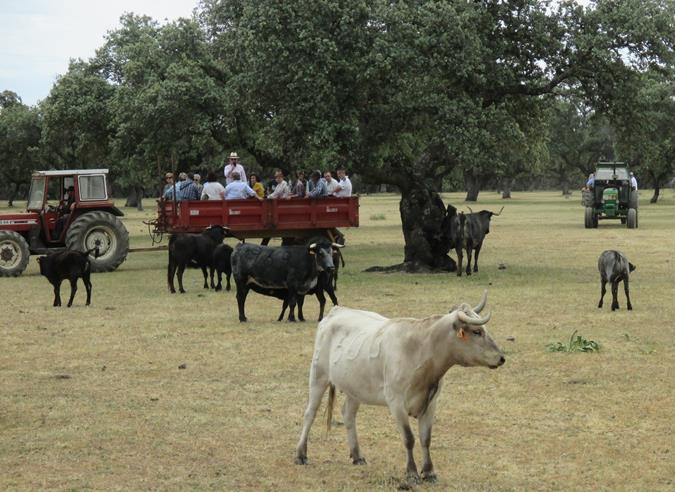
168 256 177 294
215 270 222 291
624 278 633 310
419 398 438 482
315 290 326 321
83 271 92 306
598 279 607 308
235 280 249 322
455 247 463 277
287 293 298 322
278 300 288 321
225 272 231 291
473 243 482 273
53 281 62 307
201 266 209 289
342 396 365 464
177 264 187 293
325 281 338 306
611 281 619 310
295 376 330 465
465 247 473 276
209 266 216 289
389 403 420 482
297 295 306 322
67 277 78 307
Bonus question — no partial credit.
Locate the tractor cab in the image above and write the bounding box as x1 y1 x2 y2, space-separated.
26 169 113 244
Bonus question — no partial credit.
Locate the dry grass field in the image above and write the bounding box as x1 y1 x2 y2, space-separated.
1 191 674 491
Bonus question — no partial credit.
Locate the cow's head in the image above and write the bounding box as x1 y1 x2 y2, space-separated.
467 206 503 234
203 225 227 244
308 240 344 272
448 293 504 369
36 255 49 276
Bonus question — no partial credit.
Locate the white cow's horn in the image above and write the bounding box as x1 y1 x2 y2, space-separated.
332 243 344 249
308 243 317 250
473 290 488 314
458 310 491 325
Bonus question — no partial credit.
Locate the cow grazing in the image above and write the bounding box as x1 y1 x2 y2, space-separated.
167 225 227 294
231 239 344 322
449 205 503 276
38 248 98 307
213 243 233 292
295 292 505 482
598 250 635 311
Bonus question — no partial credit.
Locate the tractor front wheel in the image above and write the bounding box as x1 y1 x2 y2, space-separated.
584 207 596 229
0 231 30 277
627 208 638 229
66 211 129 272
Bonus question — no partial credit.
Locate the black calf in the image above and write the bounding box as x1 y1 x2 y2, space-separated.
598 250 636 311
168 226 226 293
213 244 233 292
37 248 98 307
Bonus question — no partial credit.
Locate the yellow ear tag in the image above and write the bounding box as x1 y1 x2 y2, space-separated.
458 328 466 340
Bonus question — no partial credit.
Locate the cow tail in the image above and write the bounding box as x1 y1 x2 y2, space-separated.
326 384 336 432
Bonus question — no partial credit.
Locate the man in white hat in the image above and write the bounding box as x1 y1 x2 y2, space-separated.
224 152 247 185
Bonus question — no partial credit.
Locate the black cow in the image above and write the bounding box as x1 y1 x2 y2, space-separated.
448 205 503 276
331 233 346 291
37 248 98 307
168 226 227 293
231 240 343 322
213 243 233 291
598 250 635 311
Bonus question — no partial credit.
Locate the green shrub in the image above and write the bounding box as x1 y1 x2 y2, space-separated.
547 330 600 352
369 213 386 220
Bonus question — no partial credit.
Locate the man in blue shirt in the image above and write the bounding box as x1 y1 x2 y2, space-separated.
307 170 327 198
224 172 262 200
178 173 201 201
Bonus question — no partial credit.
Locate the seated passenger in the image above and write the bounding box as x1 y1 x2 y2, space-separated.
324 171 338 195
307 170 327 198
201 171 226 200
224 172 262 200
333 167 352 197
268 171 291 199
249 173 265 198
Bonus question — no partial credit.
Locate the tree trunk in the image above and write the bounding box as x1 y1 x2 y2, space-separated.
7 182 17 207
464 173 481 202
398 185 456 272
125 186 145 211
501 177 512 199
650 183 660 203
561 180 570 196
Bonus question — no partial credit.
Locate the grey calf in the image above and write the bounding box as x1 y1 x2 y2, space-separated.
598 250 635 311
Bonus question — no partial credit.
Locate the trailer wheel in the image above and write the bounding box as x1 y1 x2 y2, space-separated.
0 231 30 277
627 208 638 229
66 211 129 272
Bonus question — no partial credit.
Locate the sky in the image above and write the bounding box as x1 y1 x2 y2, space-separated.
0 0 198 106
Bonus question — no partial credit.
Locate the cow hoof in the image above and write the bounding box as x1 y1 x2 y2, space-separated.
627 305 633 310
406 472 421 484
226 286 231 292
288 318 296 323
352 457 367 465
422 472 437 483
295 456 308 465
239 318 247 323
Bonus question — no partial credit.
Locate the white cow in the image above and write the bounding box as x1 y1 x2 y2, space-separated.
295 292 504 482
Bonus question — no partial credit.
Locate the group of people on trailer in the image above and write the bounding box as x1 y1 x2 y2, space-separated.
162 152 352 201
584 171 638 191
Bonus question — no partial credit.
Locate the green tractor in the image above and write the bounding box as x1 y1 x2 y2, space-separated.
582 162 639 229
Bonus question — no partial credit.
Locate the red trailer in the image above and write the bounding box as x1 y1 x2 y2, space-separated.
150 196 359 242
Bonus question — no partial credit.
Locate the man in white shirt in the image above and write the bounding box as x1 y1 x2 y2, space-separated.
333 168 352 197
224 152 247 185
268 171 291 199
630 172 638 190
324 171 338 195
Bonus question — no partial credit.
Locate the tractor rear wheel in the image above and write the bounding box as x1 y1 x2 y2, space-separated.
629 190 639 209
627 208 638 229
66 211 129 272
0 231 30 277
584 207 595 229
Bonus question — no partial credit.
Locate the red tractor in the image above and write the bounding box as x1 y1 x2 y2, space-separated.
0 169 129 277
